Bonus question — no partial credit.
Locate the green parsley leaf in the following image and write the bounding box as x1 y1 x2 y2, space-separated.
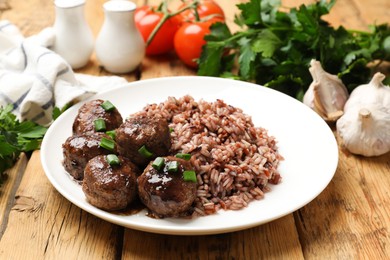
238 37 256 79
198 0 390 100
0 104 48 183
252 29 282 58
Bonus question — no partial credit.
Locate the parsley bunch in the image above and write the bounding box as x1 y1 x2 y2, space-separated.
198 0 390 99
0 104 47 182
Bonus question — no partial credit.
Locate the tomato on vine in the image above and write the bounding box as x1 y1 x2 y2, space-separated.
135 5 181 55
134 0 226 63
174 17 224 68
179 0 225 22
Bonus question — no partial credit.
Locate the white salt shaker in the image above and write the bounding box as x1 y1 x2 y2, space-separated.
51 0 94 69
95 0 145 74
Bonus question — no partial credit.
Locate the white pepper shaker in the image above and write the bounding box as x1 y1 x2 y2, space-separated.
95 0 145 74
51 0 94 69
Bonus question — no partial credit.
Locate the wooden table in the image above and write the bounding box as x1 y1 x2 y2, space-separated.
1 0 389 258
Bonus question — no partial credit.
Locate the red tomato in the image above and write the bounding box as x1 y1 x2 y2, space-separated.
179 0 225 22
174 20 217 68
135 6 181 55
134 5 151 23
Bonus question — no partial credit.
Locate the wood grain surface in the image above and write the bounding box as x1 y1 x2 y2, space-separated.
0 0 389 259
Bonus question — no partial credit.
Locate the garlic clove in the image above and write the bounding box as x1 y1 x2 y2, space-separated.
357 107 390 156
338 106 390 157
312 81 345 121
345 72 390 110
336 72 390 157
303 82 315 109
303 59 349 122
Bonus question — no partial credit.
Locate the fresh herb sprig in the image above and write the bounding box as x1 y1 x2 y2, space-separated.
198 0 390 99
0 104 47 182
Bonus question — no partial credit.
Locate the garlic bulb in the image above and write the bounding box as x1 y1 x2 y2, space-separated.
336 72 390 157
303 59 349 121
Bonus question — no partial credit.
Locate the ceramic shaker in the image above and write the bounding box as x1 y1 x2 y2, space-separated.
52 0 94 69
95 0 145 74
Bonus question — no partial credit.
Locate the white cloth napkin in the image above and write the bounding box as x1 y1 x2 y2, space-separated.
0 20 128 125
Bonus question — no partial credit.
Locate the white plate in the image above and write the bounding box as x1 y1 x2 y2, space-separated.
41 76 338 235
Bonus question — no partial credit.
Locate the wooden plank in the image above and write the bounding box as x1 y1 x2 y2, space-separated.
1 0 54 36
283 0 389 30
0 151 122 259
0 153 27 236
122 215 304 259
330 0 390 30
295 147 390 258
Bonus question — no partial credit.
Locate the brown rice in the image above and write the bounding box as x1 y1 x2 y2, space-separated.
133 95 283 216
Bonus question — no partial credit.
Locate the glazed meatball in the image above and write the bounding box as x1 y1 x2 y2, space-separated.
62 133 115 180
82 155 140 211
73 99 123 135
116 115 171 166
137 156 197 217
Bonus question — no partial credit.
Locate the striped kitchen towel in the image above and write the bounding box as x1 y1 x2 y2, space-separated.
0 20 127 126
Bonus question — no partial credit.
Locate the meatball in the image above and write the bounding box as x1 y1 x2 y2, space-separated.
62 133 115 180
73 99 123 135
137 156 197 217
82 155 140 211
116 115 171 166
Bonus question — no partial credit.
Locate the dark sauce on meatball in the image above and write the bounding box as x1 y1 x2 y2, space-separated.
116 115 171 167
137 156 197 218
73 99 123 135
82 155 140 211
62 133 115 180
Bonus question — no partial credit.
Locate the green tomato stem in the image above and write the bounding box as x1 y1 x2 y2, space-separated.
207 29 261 48
145 0 200 47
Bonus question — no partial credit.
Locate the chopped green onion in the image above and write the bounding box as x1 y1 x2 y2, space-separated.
106 130 116 139
100 137 115 152
101 100 115 111
175 153 191 161
152 157 165 170
94 118 106 132
183 170 197 182
107 154 120 166
167 161 179 173
138 145 153 158
169 127 174 133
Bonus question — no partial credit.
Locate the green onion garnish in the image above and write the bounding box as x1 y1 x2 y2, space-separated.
107 154 120 166
101 100 115 111
138 145 153 158
183 170 197 182
169 127 174 133
94 118 106 132
152 157 165 170
167 161 179 173
106 129 116 139
100 137 115 152
175 153 191 161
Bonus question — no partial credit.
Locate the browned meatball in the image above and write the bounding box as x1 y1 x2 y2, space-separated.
73 99 123 135
82 155 140 211
137 156 197 217
62 133 115 180
116 115 171 166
